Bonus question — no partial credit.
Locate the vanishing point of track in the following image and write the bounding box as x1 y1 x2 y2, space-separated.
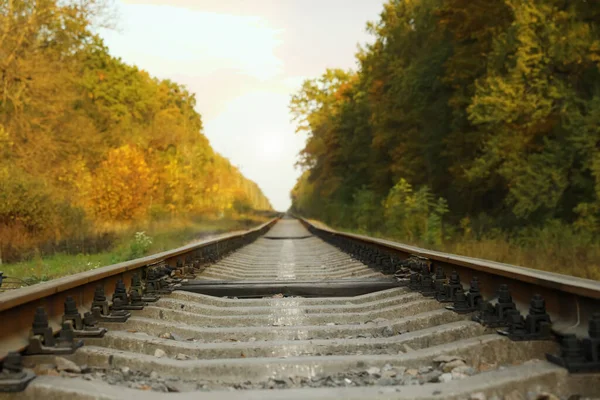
0 216 599 399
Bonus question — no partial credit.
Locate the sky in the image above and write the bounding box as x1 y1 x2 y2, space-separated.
99 0 386 211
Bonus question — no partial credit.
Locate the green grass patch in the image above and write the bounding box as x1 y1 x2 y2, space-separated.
1 215 267 285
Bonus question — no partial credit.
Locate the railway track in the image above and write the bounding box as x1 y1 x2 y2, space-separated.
0 216 599 399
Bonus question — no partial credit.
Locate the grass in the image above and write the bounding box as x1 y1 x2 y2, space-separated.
0 215 268 285
1 252 123 285
438 237 600 281
333 226 600 282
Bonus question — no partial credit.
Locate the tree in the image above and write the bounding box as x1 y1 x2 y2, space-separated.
85 145 154 223
0 0 272 261
290 0 600 247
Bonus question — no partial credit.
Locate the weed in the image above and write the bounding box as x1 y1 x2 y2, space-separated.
128 231 153 259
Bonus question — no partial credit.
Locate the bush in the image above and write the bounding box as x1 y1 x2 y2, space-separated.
353 188 383 233
384 179 449 244
128 231 153 259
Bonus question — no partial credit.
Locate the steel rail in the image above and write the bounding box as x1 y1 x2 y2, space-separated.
0 217 279 360
299 217 600 337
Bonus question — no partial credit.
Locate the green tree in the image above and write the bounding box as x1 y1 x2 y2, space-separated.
290 0 600 260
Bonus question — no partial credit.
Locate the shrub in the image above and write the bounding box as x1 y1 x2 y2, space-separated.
128 231 153 259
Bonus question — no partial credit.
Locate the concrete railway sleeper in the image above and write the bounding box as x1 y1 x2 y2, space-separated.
0 217 599 399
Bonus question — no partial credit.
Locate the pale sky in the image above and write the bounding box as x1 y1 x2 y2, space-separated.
99 0 385 210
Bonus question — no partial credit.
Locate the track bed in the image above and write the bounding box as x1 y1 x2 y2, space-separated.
1 218 598 399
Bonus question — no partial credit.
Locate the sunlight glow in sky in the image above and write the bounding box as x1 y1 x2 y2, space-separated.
100 0 385 210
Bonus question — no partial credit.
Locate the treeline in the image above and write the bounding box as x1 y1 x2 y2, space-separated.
0 1 271 262
290 0 600 277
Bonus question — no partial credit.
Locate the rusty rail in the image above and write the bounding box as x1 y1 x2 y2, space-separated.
299 217 600 338
0 217 279 360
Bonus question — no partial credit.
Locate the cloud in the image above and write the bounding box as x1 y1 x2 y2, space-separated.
102 3 283 80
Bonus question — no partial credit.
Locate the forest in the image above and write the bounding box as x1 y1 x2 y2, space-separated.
0 1 271 264
290 0 600 279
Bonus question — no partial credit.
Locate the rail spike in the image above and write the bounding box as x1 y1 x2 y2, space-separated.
547 313 600 373
111 279 144 311
146 268 175 295
447 277 483 313
498 294 552 341
418 264 436 297
0 352 36 392
432 266 446 294
408 269 421 290
26 307 83 355
473 284 517 327
130 273 144 296
63 296 107 338
91 285 130 322
393 261 411 283
133 271 159 302
436 270 463 303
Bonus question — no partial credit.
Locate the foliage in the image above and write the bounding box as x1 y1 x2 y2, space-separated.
86 145 154 222
0 0 271 263
128 231 153 259
1 214 269 281
383 179 449 245
290 0 600 278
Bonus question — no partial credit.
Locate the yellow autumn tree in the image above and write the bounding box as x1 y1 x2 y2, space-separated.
0 1 272 263
86 145 154 223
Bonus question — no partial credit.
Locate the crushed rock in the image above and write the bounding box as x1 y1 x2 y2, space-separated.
433 354 465 363
381 326 395 337
55 356 81 373
72 359 488 392
442 359 466 372
452 365 476 376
